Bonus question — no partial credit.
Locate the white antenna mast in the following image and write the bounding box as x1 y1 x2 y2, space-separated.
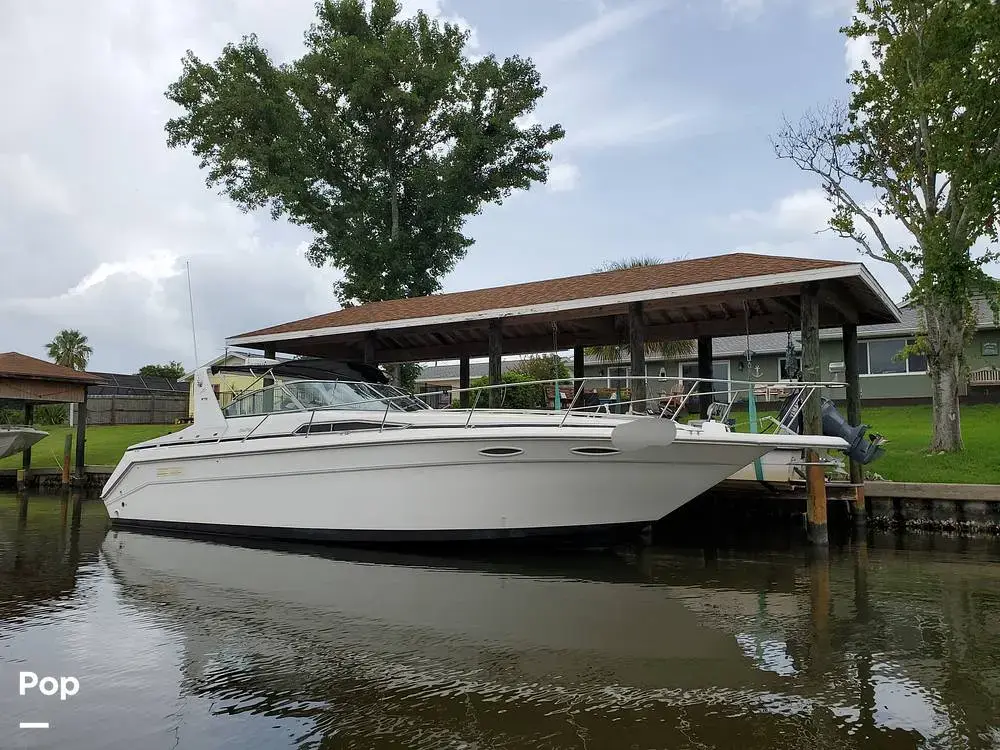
186 260 200 367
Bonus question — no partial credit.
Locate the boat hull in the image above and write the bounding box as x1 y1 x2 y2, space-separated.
0 427 48 460
102 430 771 544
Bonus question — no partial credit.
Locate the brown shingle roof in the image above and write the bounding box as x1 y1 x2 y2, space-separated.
0 352 105 384
234 252 852 339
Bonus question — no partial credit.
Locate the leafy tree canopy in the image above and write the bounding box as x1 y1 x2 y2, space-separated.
165 0 564 305
773 0 1000 451
138 361 187 379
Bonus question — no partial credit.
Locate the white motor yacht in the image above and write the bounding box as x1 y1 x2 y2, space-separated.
99 360 850 545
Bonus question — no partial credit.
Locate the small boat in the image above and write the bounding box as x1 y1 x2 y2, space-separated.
99 359 850 546
0 425 49 460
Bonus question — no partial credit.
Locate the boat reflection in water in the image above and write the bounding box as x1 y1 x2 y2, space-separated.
97 527 992 749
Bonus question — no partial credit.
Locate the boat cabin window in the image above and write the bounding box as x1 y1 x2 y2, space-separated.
221 379 430 418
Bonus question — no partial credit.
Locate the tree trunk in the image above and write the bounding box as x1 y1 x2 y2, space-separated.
924 300 966 452
386 175 402 387
390 174 400 244
930 350 963 452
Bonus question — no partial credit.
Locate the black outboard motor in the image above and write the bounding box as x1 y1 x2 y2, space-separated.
775 392 885 465
820 398 885 465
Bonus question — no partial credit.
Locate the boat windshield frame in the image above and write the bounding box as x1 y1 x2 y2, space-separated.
221 379 432 418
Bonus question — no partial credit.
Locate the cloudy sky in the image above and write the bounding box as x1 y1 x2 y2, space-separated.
2 0 917 373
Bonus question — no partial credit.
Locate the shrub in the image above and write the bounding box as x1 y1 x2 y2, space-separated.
470 371 546 410
511 354 570 383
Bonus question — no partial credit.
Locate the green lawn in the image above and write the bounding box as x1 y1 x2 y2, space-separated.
860 404 1000 484
4 405 999 484
729 403 1000 484
0 424 180 470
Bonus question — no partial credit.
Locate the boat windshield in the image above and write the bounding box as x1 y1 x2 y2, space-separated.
221 379 431 418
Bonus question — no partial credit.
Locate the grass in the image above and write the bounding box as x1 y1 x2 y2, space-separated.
0 424 180 470
4 404 999 484
728 403 1000 485
860 404 1000 484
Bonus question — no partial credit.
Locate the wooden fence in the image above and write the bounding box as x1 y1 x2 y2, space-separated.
87 394 189 425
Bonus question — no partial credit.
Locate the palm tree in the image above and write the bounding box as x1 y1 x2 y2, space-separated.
46 329 93 371
585 257 695 366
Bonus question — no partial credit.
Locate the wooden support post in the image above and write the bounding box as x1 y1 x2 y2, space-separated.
21 402 34 487
488 320 503 408
459 356 471 408
62 433 73 489
801 283 828 545
262 347 276 412
573 346 585 394
628 302 646 413
843 323 866 526
74 391 88 482
697 336 713 419
362 334 376 365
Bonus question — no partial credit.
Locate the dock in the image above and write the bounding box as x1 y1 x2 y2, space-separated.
0 466 114 493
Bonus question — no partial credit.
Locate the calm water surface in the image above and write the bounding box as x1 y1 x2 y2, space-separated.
2 493 1000 749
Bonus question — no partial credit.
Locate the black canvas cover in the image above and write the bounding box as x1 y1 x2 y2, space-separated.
212 357 389 384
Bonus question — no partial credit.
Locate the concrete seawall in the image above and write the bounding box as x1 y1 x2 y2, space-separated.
865 481 1000 534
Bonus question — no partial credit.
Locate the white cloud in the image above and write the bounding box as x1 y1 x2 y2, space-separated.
729 188 832 234
723 188 919 301
527 2 705 159
532 0 667 69
0 0 455 372
721 0 766 21
845 34 876 74
546 163 581 192
562 111 696 151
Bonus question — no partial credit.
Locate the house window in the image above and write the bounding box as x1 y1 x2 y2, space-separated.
778 357 801 381
658 367 667 380
858 338 927 375
607 366 630 390
679 361 731 398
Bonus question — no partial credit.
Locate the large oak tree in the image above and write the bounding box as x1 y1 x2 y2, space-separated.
164 0 564 306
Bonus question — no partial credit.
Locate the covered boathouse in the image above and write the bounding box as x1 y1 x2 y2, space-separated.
225 251 902 543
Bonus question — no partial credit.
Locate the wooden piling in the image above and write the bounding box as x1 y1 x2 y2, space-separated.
62 433 73 488
573 347 585 394
843 323 866 526
488 319 503 408
808 552 832 670
459 356 471 408
628 302 646 412
697 336 713 419
21 402 34 488
801 282 828 545
74 391 88 484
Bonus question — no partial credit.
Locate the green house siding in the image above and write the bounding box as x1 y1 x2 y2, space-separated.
581 327 1000 404
966 330 1000 370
